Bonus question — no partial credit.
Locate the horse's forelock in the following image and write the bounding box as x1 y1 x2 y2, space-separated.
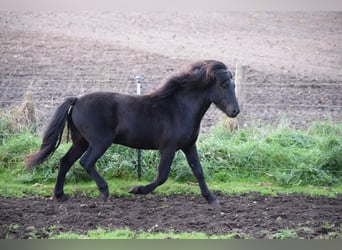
202 61 227 84
185 60 226 84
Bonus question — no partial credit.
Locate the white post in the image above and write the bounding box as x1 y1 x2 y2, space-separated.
136 75 142 95
135 75 142 180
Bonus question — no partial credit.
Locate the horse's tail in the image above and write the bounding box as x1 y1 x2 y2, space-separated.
25 97 78 170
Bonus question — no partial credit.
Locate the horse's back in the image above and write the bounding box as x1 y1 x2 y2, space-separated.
70 92 165 149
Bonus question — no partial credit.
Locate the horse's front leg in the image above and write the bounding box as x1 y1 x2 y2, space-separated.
183 144 216 204
129 148 175 195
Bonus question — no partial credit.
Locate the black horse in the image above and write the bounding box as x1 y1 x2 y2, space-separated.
25 60 239 204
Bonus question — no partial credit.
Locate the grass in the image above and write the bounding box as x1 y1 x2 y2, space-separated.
51 228 247 239
270 229 298 239
1 176 341 200
49 225 342 239
1 119 342 198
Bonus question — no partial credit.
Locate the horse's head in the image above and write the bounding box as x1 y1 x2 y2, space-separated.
206 62 240 118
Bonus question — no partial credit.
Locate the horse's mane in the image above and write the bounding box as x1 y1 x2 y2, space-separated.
149 60 228 99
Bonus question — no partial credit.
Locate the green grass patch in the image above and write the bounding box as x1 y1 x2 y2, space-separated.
1 175 341 199
201 121 342 187
0 120 342 198
51 227 247 239
49 225 342 239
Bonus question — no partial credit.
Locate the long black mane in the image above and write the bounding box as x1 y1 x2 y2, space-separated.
149 60 228 99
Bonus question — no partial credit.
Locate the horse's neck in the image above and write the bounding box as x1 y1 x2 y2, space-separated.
176 90 211 123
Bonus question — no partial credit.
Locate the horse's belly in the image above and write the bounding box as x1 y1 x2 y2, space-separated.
113 130 159 150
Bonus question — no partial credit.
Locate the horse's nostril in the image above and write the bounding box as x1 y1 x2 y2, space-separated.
232 108 240 116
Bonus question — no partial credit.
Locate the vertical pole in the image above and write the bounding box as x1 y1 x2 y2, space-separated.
235 64 247 127
135 75 142 180
136 75 141 95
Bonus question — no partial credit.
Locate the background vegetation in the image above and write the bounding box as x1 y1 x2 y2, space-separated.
1 113 342 198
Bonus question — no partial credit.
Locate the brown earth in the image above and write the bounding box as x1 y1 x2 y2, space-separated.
0 12 341 239
0 12 341 130
1 193 342 239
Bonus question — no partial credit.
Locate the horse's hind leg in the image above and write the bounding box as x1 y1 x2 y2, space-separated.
129 148 175 195
54 140 88 201
79 142 112 201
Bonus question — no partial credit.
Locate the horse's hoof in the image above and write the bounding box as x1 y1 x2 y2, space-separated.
100 193 109 202
54 193 69 202
207 196 218 205
128 186 142 194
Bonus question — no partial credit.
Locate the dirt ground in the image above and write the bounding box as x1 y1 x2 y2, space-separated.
0 12 341 130
0 12 342 238
1 193 342 239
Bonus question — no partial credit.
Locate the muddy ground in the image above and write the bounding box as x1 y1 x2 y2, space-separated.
1 193 342 239
0 12 341 239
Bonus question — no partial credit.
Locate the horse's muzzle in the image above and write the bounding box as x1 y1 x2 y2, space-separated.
227 107 240 118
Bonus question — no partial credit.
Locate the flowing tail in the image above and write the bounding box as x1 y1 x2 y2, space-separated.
25 97 78 170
